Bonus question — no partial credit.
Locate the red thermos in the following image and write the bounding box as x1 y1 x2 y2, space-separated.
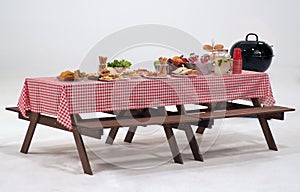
232 48 242 74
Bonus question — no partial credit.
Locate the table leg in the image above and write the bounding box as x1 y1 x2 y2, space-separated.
251 98 278 151
105 127 119 145
20 112 40 154
196 119 214 134
196 127 206 134
163 125 183 164
196 103 213 134
71 115 93 175
124 126 137 143
184 127 203 161
156 106 183 164
123 109 150 143
176 105 203 161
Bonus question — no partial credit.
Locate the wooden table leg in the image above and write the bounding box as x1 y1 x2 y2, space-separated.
163 125 183 164
71 115 93 175
105 127 119 145
156 106 183 164
20 112 40 154
124 126 137 143
123 109 150 143
176 105 203 161
196 119 214 134
196 103 212 134
251 98 278 151
184 127 203 161
196 127 206 134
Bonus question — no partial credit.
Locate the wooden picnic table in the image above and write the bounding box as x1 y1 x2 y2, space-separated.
6 71 294 175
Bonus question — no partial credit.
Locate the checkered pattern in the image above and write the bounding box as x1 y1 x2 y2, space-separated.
17 71 275 130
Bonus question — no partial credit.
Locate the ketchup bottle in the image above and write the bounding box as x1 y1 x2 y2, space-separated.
232 48 242 74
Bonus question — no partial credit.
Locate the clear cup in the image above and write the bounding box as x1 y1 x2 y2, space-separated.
99 63 106 73
155 64 169 76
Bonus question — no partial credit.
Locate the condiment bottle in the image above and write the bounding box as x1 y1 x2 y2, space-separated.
232 48 242 74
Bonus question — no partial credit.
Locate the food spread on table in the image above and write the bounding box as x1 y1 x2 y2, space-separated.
57 42 246 81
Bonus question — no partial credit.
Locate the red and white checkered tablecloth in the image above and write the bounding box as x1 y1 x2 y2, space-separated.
17 71 275 130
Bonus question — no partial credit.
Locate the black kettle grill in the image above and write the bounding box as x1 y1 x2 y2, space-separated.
230 33 274 72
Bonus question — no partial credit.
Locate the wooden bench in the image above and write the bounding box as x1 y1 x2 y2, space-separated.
5 98 295 175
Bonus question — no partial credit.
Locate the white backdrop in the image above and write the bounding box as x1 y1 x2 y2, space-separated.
1 0 299 76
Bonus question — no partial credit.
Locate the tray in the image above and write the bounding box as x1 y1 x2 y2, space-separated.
99 78 129 82
57 76 84 82
143 75 169 79
171 74 198 78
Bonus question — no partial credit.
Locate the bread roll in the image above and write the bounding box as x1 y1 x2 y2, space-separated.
203 44 213 51
213 44 224 50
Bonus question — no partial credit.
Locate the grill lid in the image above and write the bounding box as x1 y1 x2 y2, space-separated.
230 33 274 58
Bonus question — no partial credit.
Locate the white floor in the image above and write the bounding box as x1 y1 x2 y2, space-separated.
1 66 299 192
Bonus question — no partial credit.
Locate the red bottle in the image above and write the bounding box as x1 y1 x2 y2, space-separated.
232 48 242 74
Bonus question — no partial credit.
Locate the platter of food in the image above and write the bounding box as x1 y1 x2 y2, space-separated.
171 67 200 77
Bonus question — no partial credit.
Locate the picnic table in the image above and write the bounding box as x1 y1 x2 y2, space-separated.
6 70 294 175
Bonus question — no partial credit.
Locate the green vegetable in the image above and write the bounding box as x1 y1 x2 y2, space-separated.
107 59 132 68
153 60 160 67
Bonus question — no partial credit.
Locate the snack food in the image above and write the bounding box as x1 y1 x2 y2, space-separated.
180 69 193 75
172 66 188 74
172 67 199 76
59 70 74 80
98 67 123 80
